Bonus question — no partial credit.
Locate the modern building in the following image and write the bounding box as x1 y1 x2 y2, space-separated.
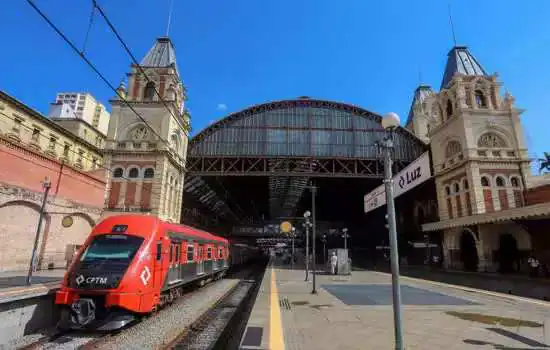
0 90 106 271
49 92 110 136
102 37 190 223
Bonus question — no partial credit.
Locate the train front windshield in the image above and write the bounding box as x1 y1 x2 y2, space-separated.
80 234 144 262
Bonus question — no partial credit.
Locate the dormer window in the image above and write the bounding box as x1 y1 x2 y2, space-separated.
475 90 487 108
144 82 156 101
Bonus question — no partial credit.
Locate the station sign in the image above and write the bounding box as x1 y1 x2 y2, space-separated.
364 151 432 214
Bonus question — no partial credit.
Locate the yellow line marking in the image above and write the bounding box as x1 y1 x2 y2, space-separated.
372 271 550 307
269 267 285 350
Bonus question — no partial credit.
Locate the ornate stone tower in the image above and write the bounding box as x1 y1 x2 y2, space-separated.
409 46 533 271
103 37 190 223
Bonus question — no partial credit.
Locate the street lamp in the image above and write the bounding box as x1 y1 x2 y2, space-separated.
27 177 52 285
342 228 350 251
380 112 404 350
303 211 312 281
321 234 327 265
291 226 296 268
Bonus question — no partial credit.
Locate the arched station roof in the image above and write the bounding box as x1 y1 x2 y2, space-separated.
189 97 426 161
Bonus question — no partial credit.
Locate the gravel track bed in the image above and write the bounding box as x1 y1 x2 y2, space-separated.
174 282 253 349
91 278 240 350
37 332 101 350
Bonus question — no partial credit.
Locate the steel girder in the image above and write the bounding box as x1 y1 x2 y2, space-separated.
186 156 408 178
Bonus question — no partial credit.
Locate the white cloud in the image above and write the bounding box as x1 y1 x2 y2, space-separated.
217 103 227 111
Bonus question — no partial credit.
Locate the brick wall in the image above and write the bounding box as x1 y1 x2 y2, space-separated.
0 137 106 207
0 138 105 271
524 184 550 205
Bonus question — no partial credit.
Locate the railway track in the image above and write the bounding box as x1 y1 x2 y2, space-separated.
164 261 266 350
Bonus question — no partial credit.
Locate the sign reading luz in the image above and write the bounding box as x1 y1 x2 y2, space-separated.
364 152 432 213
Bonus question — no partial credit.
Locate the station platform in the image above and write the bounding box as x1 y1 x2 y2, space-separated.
241 262 550 350
0 269 64 303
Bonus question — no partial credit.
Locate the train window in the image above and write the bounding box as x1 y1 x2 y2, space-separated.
180 243 185 261
156 242 162 261
207 247 213 260
175 245 180 263
218 247 223 258
169 244 173 263
79 234 144 262
187 245 194 262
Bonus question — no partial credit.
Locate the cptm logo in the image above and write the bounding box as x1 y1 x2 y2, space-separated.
75 275 108 285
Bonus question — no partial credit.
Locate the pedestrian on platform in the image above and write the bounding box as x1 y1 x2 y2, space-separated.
528 254 540 277
330 251 338 275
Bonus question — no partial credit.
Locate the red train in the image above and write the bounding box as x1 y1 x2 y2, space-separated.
55 214 258 331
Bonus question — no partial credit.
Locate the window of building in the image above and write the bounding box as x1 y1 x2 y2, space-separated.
446 100 453 118
475 90 487 108
144 82 156 101
481 176 490 187
63 143 71 157
144 168 155 178
12 117 22 133
77 149 84 164
445 186 451 196
31 128 40 142
113 168 123 178
496 176 505 187
453 183 460 193
463 179 469 190
129 168 139 178
92 158 97 169
511 177 520 187
48 136 57 150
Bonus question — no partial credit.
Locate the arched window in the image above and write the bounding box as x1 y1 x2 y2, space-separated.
144 168 155 178
496 176 505 187
481 176 490 187
446 100 453 118
445 140 462 158
129 167 139 178
113 168 123 178
475 90 487 108
463 179 469 190
445 186 451 196
478 132 506 148
144 82 156 101
511 177 520 187
453 183 460 193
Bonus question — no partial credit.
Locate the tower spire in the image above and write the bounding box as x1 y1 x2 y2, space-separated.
166 0 174 37
448 4 457 46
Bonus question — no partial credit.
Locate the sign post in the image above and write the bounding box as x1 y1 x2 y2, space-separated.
364 151 432 214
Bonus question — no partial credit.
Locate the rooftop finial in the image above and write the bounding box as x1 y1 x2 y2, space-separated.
448 4 457 46
166 0 174 36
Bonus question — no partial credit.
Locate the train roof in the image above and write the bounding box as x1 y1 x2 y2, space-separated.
95 215 227 243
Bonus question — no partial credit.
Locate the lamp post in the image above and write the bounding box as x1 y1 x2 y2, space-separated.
27 177 52 286
321 234 327 264
303 211 312 281
291 226 296 268
307 183 318 294
380 112 404 350
342 228 350 251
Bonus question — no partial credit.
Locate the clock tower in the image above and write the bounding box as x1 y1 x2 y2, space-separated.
103 37 190 222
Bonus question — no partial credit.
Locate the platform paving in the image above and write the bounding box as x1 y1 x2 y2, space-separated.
242 262 550 350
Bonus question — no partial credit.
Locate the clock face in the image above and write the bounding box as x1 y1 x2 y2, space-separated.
132 126 149 141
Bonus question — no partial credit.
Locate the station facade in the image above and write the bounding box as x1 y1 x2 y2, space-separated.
406 46 550 272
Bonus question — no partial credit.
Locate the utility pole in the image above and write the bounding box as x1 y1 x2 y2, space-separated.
27 177 52 286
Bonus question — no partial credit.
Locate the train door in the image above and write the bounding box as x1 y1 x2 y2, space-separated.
197 244 205 275
223 245 228 268
153 240 164 288
167 240 180 285
214 245 222 271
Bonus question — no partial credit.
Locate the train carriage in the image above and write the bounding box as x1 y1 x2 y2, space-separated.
56 215 231 331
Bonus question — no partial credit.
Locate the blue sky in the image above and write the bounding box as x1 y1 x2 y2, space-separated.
2 1 549 161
